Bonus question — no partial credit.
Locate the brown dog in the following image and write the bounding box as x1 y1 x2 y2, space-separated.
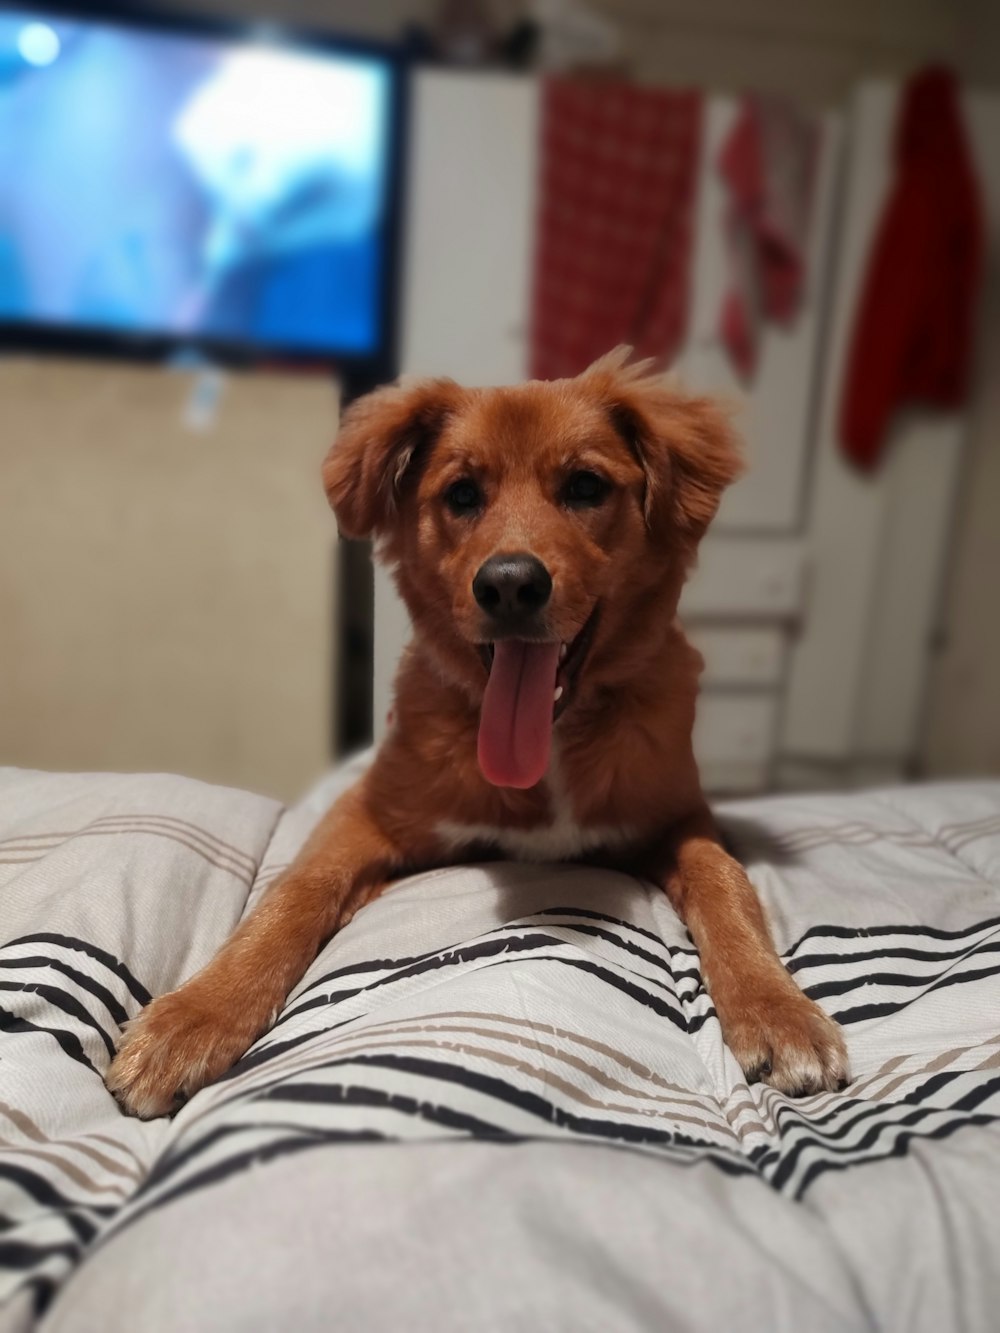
108 348 848 1118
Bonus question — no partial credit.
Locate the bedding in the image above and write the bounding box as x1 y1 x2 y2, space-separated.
0 756 998 1332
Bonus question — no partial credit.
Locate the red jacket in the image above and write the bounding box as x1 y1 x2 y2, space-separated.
840 68 984 470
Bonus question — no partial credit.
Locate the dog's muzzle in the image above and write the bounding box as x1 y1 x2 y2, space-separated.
472 552 552 635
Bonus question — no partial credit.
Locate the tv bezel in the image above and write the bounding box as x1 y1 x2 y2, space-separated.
0 0 409 382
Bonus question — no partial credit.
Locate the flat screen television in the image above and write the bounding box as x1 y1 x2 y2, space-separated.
0 2 405 377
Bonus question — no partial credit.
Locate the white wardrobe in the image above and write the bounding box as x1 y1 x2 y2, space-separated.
372 69 997 794
778 84 1000 790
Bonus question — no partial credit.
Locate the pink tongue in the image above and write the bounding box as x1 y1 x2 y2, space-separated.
478 641 561 789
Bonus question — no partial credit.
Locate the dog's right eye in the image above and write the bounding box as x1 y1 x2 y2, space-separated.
444 479 482 514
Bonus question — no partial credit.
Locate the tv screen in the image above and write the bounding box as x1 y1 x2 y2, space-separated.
0 5 403 369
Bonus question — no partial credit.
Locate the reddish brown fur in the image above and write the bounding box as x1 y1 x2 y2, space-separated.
108 349 848 1118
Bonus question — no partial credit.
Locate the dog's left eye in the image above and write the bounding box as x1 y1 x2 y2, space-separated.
444 479 482 514
564 470 610 507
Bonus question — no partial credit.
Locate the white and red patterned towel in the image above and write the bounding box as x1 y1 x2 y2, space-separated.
718 95 820 379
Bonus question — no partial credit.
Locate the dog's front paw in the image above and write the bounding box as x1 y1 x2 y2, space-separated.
717 978 849 1097
107 985 256 1119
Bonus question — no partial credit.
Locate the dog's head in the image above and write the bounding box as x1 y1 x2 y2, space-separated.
323 348 741 789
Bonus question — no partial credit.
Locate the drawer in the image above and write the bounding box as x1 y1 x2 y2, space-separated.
688 626 785 687
693 693 779 766
681 537 804 618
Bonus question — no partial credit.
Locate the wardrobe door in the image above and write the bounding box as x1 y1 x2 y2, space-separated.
779 82 972 778
400 70 538 384
373 70 539 739
678 96 841 790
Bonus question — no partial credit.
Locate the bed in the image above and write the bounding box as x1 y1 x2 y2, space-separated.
1 755 998 1332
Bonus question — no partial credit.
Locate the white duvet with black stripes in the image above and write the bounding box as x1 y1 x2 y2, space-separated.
1 757 998 1332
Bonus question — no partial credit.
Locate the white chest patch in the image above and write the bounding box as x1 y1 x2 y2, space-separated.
434 752 634 862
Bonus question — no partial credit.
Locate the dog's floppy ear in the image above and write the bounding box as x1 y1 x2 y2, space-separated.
323 377 464 539
582 346 743 549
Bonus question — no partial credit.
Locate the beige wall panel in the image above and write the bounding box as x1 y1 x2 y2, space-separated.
0 358 339 801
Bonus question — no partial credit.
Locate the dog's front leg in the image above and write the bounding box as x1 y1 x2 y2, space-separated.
107 785 402 1118
659 807 848 1095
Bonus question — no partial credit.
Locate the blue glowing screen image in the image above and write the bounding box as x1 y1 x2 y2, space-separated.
0 10 394 356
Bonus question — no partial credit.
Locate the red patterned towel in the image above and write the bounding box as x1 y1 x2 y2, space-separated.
530 78 702 381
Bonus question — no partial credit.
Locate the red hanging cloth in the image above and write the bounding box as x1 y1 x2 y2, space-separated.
529 77 702 381
839 67 985 471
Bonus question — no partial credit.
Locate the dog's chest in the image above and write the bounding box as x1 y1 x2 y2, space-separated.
434 754 634 862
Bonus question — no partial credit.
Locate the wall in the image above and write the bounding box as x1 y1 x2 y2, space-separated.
185 0 435 38
185 0 1000 105
590 0 1000 105
0 360 339 801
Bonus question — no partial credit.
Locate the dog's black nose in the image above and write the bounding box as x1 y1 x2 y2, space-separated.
473 553 552 621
